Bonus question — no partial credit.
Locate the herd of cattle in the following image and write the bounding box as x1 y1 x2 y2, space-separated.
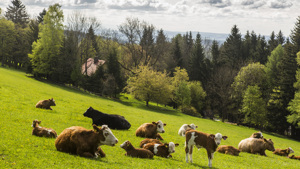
33 98 300 168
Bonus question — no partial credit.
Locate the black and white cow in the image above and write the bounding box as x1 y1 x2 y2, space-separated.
83 107 131 130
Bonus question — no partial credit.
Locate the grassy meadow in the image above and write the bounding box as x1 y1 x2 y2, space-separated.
0 66 299 169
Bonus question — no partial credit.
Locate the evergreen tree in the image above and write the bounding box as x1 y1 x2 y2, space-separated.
88 25 100 58
29 3 64 80
290 16 300 54
211 40 219 66
219 25 243 70
107 48 123 97
37 9 47 24
5 0 29 28
172 34 183 69
189 33 206 83
268 31 278 54
276 30 285 45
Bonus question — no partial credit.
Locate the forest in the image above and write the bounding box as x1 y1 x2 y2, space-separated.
1 0 300 140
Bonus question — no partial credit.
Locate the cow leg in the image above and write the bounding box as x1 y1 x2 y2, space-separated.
96 147 106 157
185 141 190 163
77 148 94 158
207 150 214 168
188 145 194 163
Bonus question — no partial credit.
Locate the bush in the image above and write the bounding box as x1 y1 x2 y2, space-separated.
180 106 202 118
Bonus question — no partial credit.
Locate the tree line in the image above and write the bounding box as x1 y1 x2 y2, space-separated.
1 0 300 140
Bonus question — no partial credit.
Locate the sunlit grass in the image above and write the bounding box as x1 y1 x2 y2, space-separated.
0 67 299 168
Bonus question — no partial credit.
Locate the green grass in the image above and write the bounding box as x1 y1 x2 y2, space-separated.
0 67 299 169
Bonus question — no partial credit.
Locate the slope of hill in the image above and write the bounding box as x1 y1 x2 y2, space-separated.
0 67 299 168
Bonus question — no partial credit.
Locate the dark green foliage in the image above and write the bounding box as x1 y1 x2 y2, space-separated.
5 0 29 28
172 34 183 69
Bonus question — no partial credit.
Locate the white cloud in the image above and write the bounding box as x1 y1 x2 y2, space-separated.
269 0 293 9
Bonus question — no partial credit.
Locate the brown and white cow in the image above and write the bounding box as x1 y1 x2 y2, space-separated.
55 124 118 158
120 140 153 159
139 138 163 148
143 142 179 158
238 138 275 156
135 120 166 140
32 120 57 138
185 130 227 168
273 147 294 156
289 155 300 160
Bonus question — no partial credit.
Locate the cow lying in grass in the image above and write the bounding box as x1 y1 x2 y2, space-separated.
32 120 57 138
140 138 163 148
273 147 294 156
83 107 131 130
238 138 275 156
143 142 179 158
217 145 240 156
136 120 166 140
250 131 263 139
35 98 56 110
55 124 118 158
120 140 153 159
185 130 227 168
289 155 300 160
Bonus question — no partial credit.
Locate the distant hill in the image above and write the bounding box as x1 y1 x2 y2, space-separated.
165 31 229 44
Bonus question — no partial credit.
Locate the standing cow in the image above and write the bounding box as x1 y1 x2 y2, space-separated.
83 107 131 130
55 124 118 158
135 120 166 140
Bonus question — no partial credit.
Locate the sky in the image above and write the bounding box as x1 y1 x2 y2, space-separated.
0 0 299 37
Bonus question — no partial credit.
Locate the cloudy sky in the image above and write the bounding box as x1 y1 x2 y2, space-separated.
0 0 299 36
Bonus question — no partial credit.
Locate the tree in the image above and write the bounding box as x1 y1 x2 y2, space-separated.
268 31 278 53
241 85 267 129
126 65 173 106
0 18 16 66
29 3 64 80
276 30 285 45
219 25 243 70
171 34 183 69
189 81 206 115
189 33 207 83
290 16 300 53
264 45 284 90
288 52 300 127
211 40 219 66
5 0 29 28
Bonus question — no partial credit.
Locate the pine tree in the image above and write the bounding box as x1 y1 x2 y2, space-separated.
268 31 278 54
276 30 285 45
189 33 206 82
107 48 123 96
37 9 46 24
172 34 183 69
290 16 300 54
211 40 219 66
5 0 29 28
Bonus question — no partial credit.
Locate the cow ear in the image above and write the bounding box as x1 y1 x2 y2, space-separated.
163 123 166 126
93 124 100 132
152 122 156 125
196 126 198 128
127 141 130 146
209 134 215 139
222 136 228 140
263 138 267 142
38 120 41 124
50 98 53 100
175 143 179 147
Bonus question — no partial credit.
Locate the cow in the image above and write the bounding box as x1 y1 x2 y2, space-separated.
83 107 131 130
273 147 294 156
120 140 153 159
178 123 198 136
35 98 56 110
238 138 275 156
249 131 263 139
143 142 179 158
136 120 166 140
31 120 57 138
55 124 118 158
185 130 228 168
217 145 240 156
140 138 163 148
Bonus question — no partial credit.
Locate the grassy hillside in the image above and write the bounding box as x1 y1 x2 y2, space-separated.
0 67 299 169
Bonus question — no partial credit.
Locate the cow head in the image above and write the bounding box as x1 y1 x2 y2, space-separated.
153 120 166 133
288 147 294 154
83 107 95 117
188 123 198 130
166 142 179 153
32 120 41 127
120 140 132 150
93 124 118 146
210 133 227 146
49 98 56 106
263 138 275 152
